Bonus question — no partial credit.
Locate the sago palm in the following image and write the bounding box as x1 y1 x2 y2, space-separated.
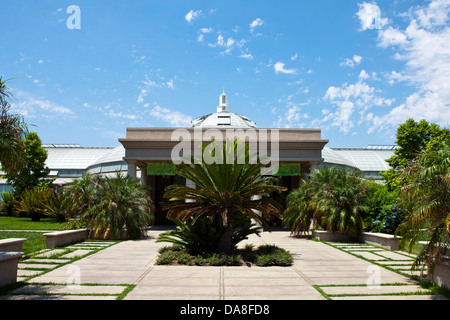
164 139 287 252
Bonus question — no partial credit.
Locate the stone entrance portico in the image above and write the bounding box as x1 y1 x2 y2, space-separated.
119 92 328 224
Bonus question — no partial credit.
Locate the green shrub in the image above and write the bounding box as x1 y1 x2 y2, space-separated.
0 191 16 216
255 245 294 267
155 244 293 267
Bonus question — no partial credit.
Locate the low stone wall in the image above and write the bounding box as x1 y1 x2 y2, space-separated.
433 259 450 290
0 238 27 252
0 252 23 287
312 230 401 250
311 230 354 242
360 232 400 251
44 229 89 249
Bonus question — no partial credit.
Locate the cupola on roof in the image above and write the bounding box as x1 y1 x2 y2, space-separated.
189 92 258 128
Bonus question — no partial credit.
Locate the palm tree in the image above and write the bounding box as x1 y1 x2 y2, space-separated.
396 144 450 279
282 180 316 236
313 167 369 238
0 77 27 175
68 173 154 240
283 166 369 238
163 139 287 253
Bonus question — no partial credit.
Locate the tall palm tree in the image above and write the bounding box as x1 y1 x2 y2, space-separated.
0 77 27 175
396 144 450 279
164 139 287 253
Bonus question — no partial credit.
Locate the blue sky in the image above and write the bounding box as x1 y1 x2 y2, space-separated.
1 0 449 148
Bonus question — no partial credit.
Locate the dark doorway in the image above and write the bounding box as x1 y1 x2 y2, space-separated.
152 175 186 225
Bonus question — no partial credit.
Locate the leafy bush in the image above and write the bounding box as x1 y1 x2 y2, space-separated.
255 245 294 267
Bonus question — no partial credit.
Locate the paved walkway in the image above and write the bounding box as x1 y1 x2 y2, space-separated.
1 228 448 300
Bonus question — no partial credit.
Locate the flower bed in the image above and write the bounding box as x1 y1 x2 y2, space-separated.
156 244 294 267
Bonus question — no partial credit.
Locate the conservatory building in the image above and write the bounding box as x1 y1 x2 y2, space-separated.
0 92 397 224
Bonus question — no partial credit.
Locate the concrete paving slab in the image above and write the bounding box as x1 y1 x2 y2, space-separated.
24 258 71 264
18 263 59 269
61 249 94 258
2 229 447 301
12 284 128 295
33 249 67 258
321 284 430 296
0 295 117 300
332 295 448 300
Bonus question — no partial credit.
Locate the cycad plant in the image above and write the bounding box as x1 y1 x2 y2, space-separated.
162 139 286 253
396 144 450 279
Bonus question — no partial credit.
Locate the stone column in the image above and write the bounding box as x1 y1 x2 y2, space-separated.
127 163 137 178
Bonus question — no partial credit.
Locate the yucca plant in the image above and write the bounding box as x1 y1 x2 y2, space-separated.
163 139 286 253
15 187 53 221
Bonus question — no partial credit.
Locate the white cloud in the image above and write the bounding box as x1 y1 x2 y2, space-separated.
340 55 363 67
197 27 213 42
250 18 264 33
185 10 202 24
150 102 192 127
324 76 393 134
274 62 297 75
385 71 408 85
137 89 148 103
377 26 408 47
10 91 75 119
364 0 450 132
357 2 389 30
239 53 253 59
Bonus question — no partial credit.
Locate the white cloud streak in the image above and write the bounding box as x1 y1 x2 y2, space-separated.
274 62 297 75
185 10 202 24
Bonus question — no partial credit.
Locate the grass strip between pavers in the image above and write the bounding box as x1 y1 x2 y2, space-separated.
313 239 450 299
2 282 135 300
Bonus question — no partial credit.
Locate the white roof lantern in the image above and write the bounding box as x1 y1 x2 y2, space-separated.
190 92 258 129
217 91 231 113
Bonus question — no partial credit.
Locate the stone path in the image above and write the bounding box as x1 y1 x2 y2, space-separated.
0 229 448 300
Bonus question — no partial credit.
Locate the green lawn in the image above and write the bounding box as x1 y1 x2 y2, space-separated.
0 216 67 256
0 216 66 231
0 231 46 256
